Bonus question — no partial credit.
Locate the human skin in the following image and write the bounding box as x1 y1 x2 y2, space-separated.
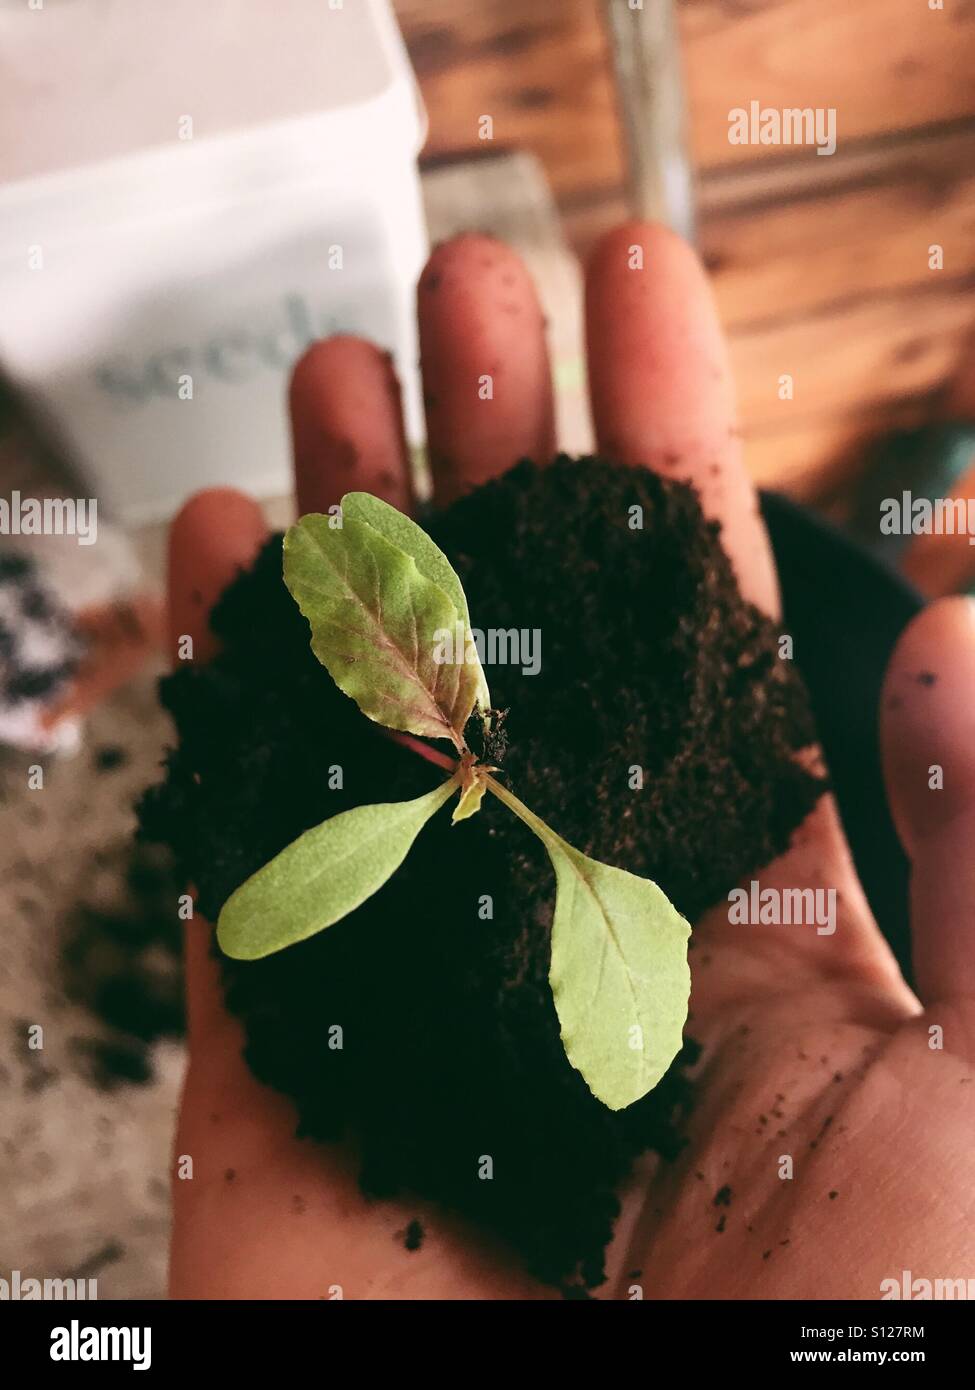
166 222 975 1299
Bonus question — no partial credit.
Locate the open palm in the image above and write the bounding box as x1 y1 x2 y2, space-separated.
167 224 975 1299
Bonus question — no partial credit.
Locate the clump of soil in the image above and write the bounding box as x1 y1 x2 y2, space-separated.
63 840 184 1088
139 456 824 1289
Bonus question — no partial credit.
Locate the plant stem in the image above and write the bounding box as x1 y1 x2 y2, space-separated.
383 728 459 773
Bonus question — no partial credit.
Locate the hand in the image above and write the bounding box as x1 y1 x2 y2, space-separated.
166 223 975 1299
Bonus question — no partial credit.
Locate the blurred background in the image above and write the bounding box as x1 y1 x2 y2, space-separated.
0 0 973 1298
401 0 975 511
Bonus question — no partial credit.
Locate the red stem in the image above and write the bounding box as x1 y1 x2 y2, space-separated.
381 727 459 773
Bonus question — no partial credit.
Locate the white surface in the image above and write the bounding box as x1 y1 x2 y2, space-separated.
0 0 428 523
0 0 409 182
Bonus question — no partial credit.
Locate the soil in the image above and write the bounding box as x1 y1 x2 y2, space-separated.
139 455 825 1290
63 839 183 1088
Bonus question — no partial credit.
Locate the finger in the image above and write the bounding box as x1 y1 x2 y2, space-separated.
900 459 975 597
168 487 268 1041
585 220 777 616
881 596 975 1003
167 488 268 666
290 336 413 517
585 224 914 999
418 233 555 506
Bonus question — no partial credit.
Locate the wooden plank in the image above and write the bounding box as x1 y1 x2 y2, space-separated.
568 122 975 497
395 0 626 203
733 280 975 500
399 1 975 211
743 402 932 501
564 125 975 294
702 126 975 328
730 280 975 433
679 0 975 171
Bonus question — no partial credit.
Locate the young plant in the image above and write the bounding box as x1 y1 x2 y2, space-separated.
216 492 691 1111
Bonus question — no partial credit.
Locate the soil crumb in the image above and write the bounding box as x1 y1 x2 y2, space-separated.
403 1219 424 1252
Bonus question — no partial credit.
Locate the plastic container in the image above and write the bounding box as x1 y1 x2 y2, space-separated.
0 0 428 522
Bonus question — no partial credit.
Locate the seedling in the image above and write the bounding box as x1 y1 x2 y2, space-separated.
216 492 691 1111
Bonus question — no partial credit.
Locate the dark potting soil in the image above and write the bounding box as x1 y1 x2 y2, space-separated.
62 840 184 1089
139 455 825 1290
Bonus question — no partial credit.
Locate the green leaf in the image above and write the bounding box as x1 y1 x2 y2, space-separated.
217 779 457 960
342 492 491 715
452 766 487 823
284 511 481 747
485 775 691 1110
545 841 691 1110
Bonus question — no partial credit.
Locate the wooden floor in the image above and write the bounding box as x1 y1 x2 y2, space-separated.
395 0 975 508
